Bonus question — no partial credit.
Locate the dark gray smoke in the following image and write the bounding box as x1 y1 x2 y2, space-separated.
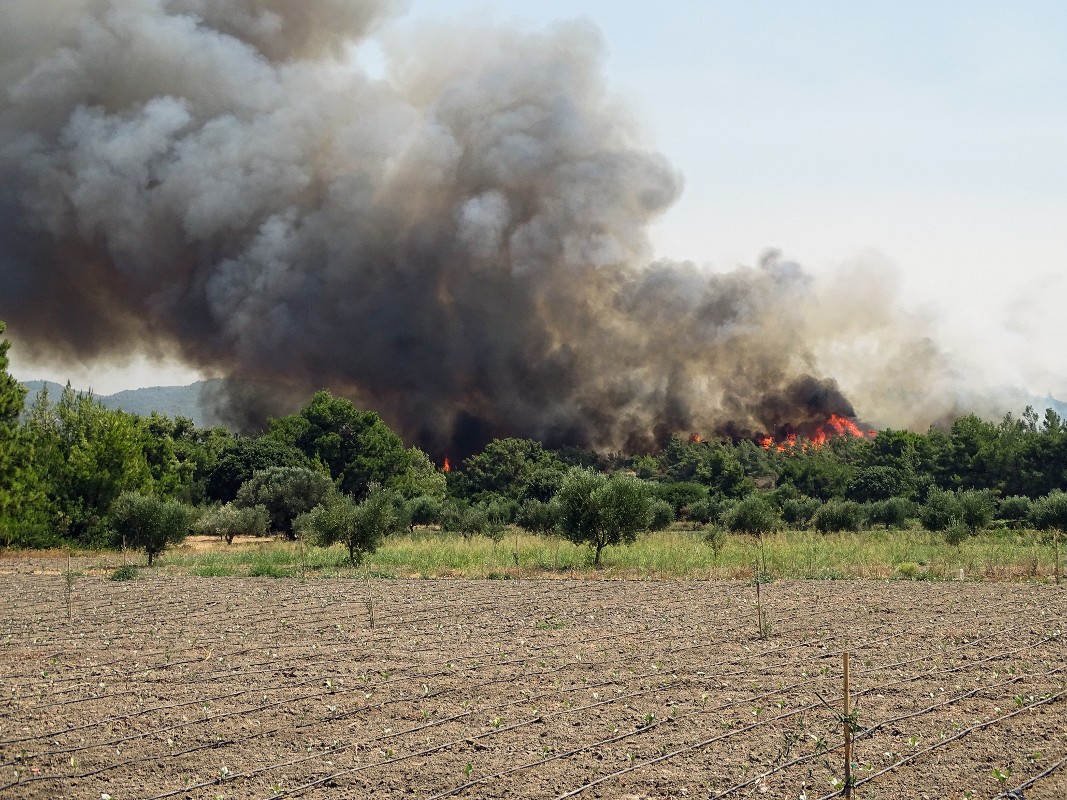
0 1 950 456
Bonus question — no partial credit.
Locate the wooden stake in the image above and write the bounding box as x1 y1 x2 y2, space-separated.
65 551 73 626
842 651 852 798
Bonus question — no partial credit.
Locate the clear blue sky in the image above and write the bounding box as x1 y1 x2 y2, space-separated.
12 1 1066 399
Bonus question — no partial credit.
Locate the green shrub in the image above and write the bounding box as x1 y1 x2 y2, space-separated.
845 466 911 503
781 496 820 528
235 466 335 540
894 561 921 579
110 492 196 566
556 468 654 566
194 503 269 544
516 498 558 535
647 499 676 531
957 489 995 533
654 482 708 515
997 495 1032 529
1030 490 1067 531
703 526 728 558
108 565 139 581
441 502 489 540
865 497 915 529
813 500 865 533
943 522 972 547
405 494 444 529
920 487 962 532
297 486 400 566
723 494 780 535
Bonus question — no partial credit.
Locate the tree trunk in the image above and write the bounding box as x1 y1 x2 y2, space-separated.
594 539 604 567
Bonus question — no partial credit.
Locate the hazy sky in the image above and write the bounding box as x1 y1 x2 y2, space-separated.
396 1 1067 397
10 0 1067 399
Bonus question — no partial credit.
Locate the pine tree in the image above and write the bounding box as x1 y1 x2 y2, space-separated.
0 322 30 544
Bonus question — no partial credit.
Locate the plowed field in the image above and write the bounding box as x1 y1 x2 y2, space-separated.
2 561 1065 799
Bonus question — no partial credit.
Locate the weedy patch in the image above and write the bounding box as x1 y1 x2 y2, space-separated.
108 565 139 581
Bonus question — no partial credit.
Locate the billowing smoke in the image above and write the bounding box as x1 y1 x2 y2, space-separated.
0 1 953 456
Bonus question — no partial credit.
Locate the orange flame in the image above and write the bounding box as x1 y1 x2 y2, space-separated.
688 432 702 443
442 457 451 473
760 414 874 452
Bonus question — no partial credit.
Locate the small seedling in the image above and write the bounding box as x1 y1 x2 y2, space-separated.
64 552 78 625
991 766 1011 785
463 762 473 779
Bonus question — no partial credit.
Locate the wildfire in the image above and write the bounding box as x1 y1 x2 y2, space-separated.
688 433 702 443
442 457 451 473
760 414 874 452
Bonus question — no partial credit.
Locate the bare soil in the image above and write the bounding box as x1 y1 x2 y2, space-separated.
1 558 1064 800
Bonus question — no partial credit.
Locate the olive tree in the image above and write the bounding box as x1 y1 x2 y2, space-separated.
297 487 400 566
724 494 781 536
1030 490 1067 583
194 503 269 544
441 502 489 541
516 498 558 535
234 466 335 539
723 492 781 572
555 468 653 567
110 492 196 565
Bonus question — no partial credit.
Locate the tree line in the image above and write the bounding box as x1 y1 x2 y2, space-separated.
2 321 1067 566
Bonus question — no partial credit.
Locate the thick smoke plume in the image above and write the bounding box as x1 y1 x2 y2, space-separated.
0 1 952 456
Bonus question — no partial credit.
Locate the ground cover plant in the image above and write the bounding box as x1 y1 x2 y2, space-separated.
119 524 1064 582
1 558 1064 799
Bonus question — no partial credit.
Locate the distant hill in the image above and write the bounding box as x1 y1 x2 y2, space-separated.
17 378 1067 434
19 379 227 428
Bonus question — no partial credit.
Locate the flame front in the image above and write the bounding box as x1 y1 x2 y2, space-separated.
760 414 874 452
442 458 451 473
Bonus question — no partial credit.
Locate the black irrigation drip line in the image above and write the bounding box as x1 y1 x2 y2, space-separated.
6 591 1058 786
276 711 679 800
140 742 348 800
3 577 1062 799
554 673 1067 800
280 657 840 799
0 675 327 762
708 665 1067 798
813 686 1067 800
0 737 232 793
1002 749 1067 796
544 648 1067 798
136 656 771 799
553 701 828 800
